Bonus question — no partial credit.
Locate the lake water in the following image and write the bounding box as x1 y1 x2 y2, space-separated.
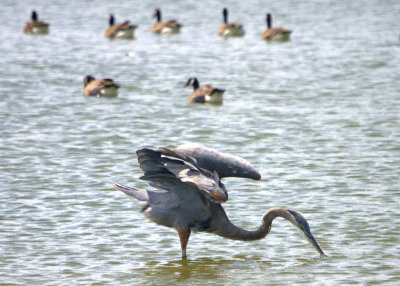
1 0 400 285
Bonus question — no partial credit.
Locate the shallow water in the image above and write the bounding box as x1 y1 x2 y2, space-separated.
1 0 400 285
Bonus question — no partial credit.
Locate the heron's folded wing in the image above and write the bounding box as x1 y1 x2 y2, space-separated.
173 143 261 180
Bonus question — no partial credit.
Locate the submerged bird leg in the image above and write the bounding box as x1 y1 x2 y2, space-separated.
176 227 191 259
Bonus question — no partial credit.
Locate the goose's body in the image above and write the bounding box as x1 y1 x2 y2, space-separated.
83 75 119 97
185 77 225 104
151 9 182 34
218 8 244 37
262 13 291 41
113 144 326 259
105 14 137 39
24 11 49 34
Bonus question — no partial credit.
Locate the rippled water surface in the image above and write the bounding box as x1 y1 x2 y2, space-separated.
1 0 400 285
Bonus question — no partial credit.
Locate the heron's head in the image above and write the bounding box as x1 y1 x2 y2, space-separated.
287 209 326 257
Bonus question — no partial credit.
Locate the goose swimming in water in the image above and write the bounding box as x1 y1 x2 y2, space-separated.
262 13 292 41
83 75 120 97
218 8 245 37
151 8 182 34
104 14 137 39
24 10 49 34
185 77 225 104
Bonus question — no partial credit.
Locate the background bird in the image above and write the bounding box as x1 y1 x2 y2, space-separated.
184 77 225 104
114 144 326 259
104 14 137 39
151 8 182 34
218 8 245 37
262 13 292 41
24 10 49 34
83 75 119 97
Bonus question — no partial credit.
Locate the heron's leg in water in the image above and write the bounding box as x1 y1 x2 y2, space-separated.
176 227 191 259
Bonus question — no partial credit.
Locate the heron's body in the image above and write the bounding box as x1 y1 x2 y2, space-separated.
151 9 182 34
83 75 119 97
185 77 225 104
262 13 291 41
24 11 49 34
114 144 326 258
218 8 244 37
105 15 137 39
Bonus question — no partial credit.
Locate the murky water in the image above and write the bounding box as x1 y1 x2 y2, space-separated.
1 0 400 285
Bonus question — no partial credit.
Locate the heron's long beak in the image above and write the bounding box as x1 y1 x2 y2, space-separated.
304 232 326 257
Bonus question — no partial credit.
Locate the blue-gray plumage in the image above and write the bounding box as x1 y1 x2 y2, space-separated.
114 144 326 258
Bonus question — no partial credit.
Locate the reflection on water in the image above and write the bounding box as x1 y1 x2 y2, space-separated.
135 256 326 284
140 258 230 281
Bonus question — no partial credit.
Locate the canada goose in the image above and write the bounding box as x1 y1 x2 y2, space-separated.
104 14 137 39
23 11 49 34
218 8 245 37
83 75 119 97
262 13 292 41
185 77 225 104
151 8 182 34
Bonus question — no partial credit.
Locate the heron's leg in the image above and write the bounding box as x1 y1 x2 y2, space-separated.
176 227 191 259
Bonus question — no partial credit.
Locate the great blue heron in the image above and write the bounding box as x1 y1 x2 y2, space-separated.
114 144 326 259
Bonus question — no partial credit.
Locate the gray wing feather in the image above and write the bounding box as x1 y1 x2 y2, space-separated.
136 147 228 202
164 161 217 191
113 183 151 210
173 143 261 180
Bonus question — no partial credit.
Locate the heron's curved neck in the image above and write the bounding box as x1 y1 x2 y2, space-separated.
212 207 291 241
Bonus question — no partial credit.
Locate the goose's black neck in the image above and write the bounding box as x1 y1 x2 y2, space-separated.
32 11 38 22
155 9 161 22
109 14 115 26
267 13 272 28
192 78 199 90
223 8 228 24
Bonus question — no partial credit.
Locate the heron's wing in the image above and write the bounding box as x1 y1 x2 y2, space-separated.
173 143 261 180
113 182 149 209
113 182 182 210
137 148 228 203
